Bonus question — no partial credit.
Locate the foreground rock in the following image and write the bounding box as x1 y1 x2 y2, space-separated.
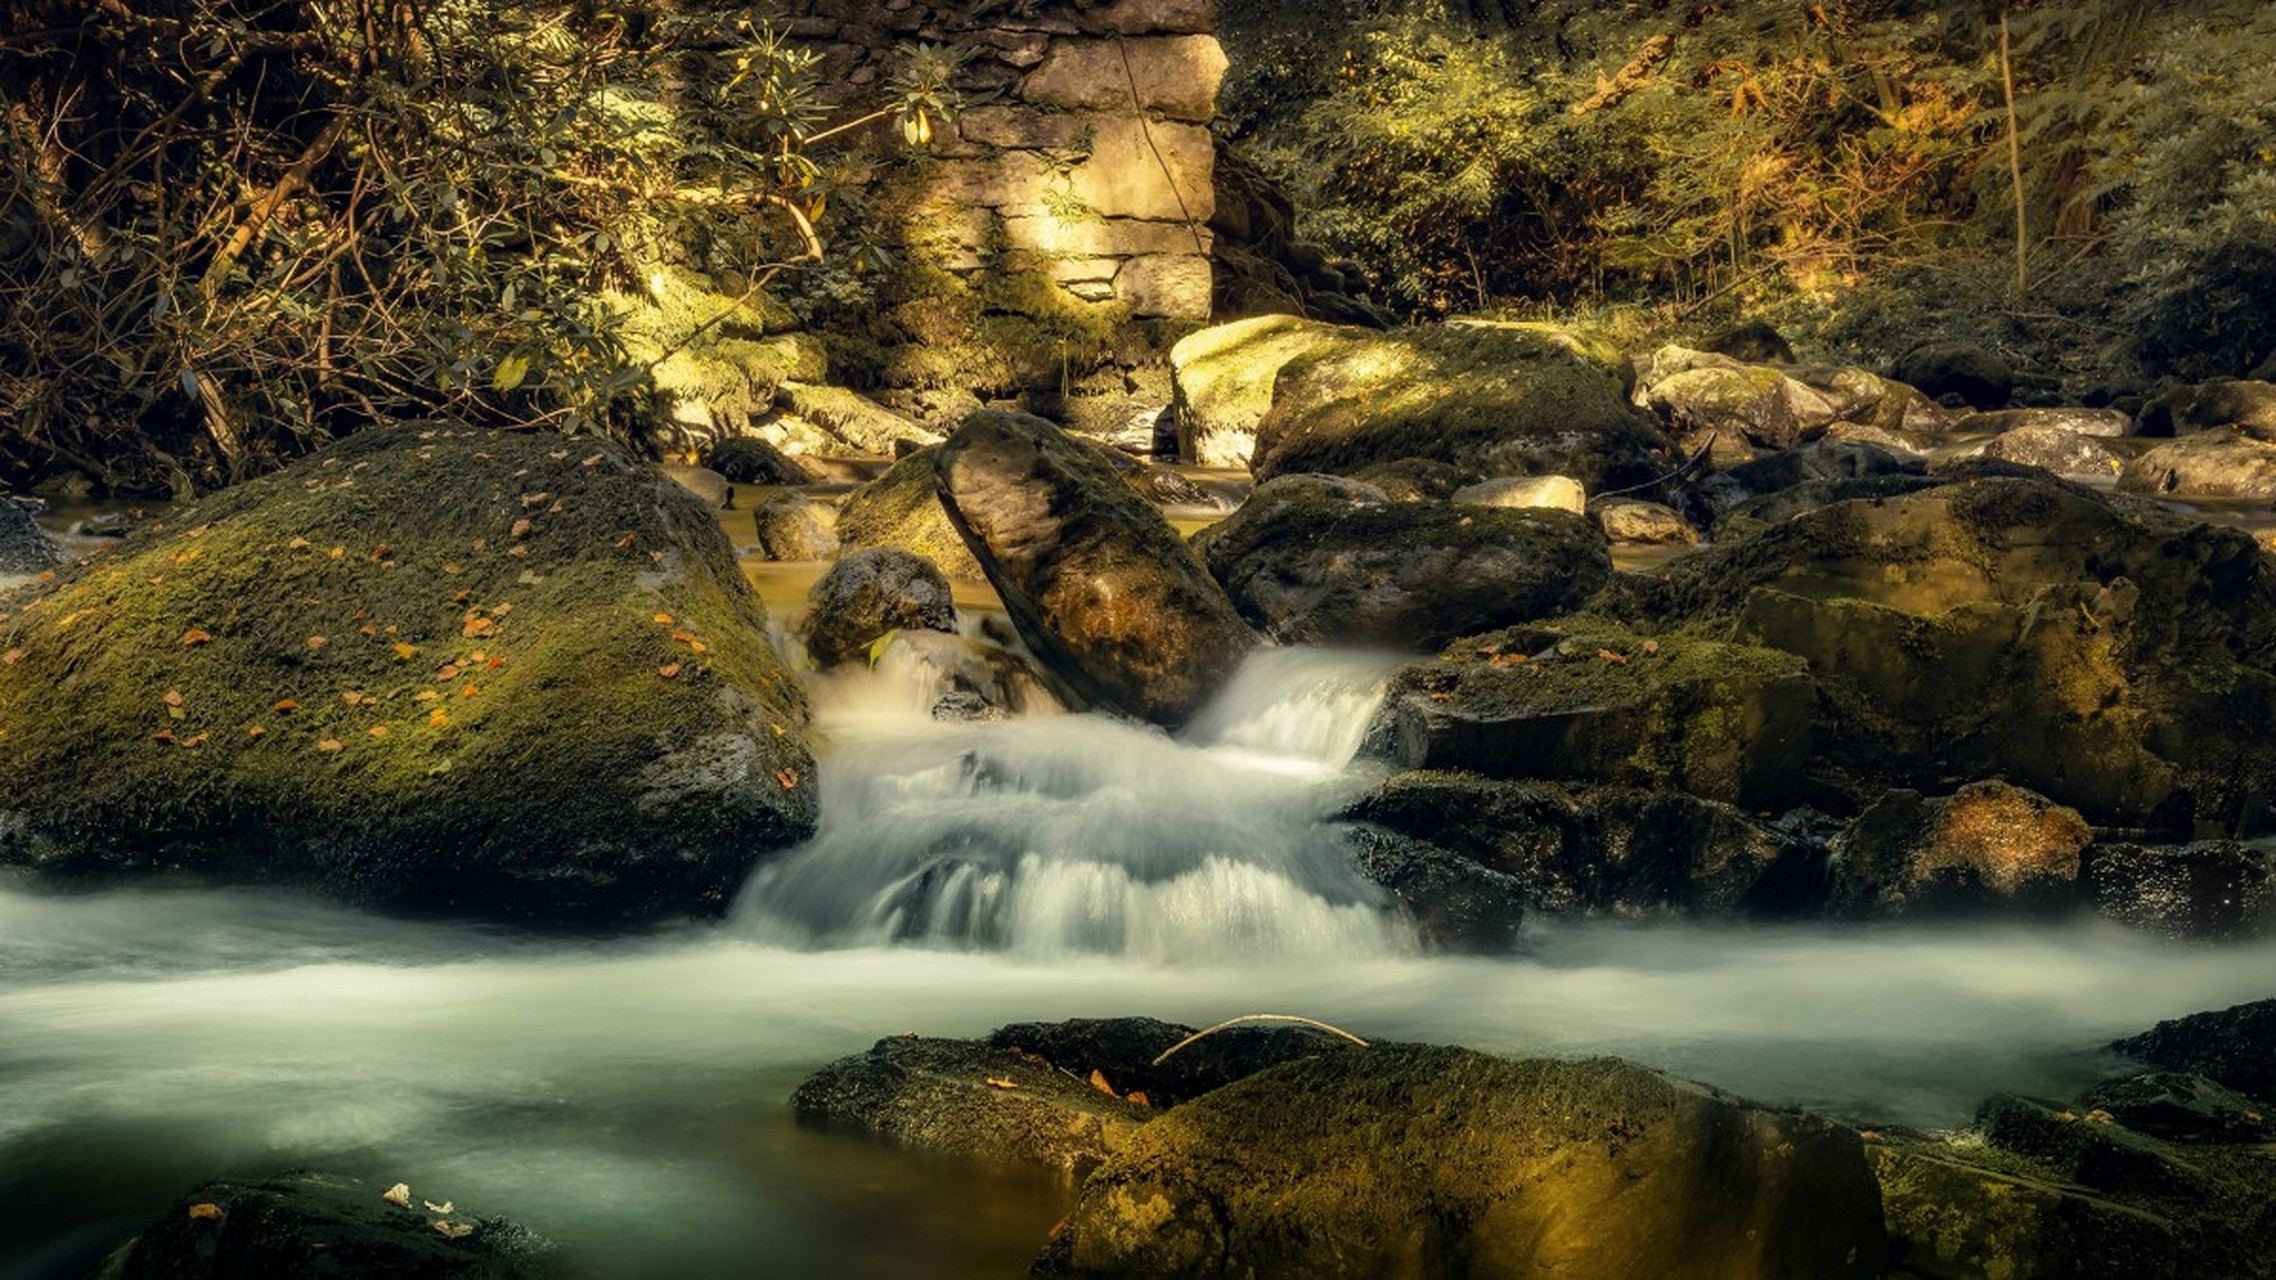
1191 474 1610 649
1828 782 2095 918
1039 1047 1884 1278
935 411 1255 726
94 1170 556 1279
2112 998 2276 1101
1 496 63 575
1249 323 1668 491
0 429 817 925
1626 475 2276 831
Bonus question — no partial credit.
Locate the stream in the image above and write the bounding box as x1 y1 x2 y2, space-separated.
4 645 2274 1277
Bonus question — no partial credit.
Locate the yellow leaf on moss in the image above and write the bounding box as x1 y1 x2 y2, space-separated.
657 663 682 679
317 739 345 753
394 642 418 661
187 1202 223 1222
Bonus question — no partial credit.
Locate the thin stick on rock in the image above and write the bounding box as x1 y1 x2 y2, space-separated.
1151 1015 1370 1068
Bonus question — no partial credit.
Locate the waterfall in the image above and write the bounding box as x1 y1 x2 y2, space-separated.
733 648 1410 961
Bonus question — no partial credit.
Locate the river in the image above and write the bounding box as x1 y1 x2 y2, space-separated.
4 646 2271 1277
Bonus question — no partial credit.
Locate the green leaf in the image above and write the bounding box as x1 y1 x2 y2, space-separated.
492 353 531 393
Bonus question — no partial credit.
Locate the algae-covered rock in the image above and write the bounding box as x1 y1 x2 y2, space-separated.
1829 782 2093 918
775 382 941 457
1169 314 1360 468
1592 497 1698 545
1643 362 1843 451
1040 1047 1884 1279
94 1170 557 1280
833 446 985 579
935 411 1255 726
799 547 957 670
0 428 816 926
1869 1141 2187 1280
1634 475 2276 830
1365 621 1817 810
1249 323 1669 490
1191 474 1611 649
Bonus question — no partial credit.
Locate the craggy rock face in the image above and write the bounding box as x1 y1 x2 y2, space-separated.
1248 323 1670 491
0 428 816 926
1039 1046 1885 1279
934 410 1255 726
1191 473 1612 650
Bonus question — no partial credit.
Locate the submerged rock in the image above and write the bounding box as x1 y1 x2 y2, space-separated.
0 429 817 926
1981 423 2126 476
749 495 839 561
1191 474 1610 649
1249 322 1668 491
934 410 1255 726
1039 1047 1884 1278
1 496 63 575
799 547 957 670
95 1170 556 1279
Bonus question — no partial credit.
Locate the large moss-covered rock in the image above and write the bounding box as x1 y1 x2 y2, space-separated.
1632 476 2276 831
1040 1047 1884 1279
1191 473 1611 649
833 446 986 580
94 1170 556 1280
0 429 816 925
1249 323 1670 490
1828 782 2094 918
775 382 941 457
934 411 1255 726
1643 362 1843 451
1169 314 1360 468
1365 621 1817 810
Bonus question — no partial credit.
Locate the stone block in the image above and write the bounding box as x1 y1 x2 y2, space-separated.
1021 36 1228 122
1115 253 1213 320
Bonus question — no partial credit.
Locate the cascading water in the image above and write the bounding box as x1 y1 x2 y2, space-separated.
735 648 1410 962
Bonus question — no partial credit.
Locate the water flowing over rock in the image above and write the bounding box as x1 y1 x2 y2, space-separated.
1038 1047 1885 1279
1249 322 1669 491
798 547 957 669
1191 473 1611 649
0 429 816 926
934 410 1255 726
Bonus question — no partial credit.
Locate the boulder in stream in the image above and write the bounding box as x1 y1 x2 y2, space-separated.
1169 314 1360 468
2111 998 2276 1102
833 446 985 579
934 410 1255 726
2117 426 2276 499
0 428 817 926
1038 1046 1885 1278
798 547 957 670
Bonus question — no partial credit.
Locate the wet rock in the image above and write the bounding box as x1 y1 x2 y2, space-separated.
1710 472 1946 535
0 495 64 575
704 434 815 486
983 1016 1359 1110
2084 840 2275 940
1592 497 1698 545
1631 475 2276 830
834 446 984 579
2112 998 2276 1101
1347 455 1468 499
1722 439 1925 496
1169 314 1359 468
2143 378 2276 439
96 1170 556 1279
1643 362 1843 451
868 628 1063 721
1250 322 1668 492
1958 406 2135 438
750 495 839 561
1450 473 1585 513
1981 424 2126 476
662 463 731 508
0 429 816 926
775 382 941 457
1818 419 1945 457
1891 339 2014 409
1829 782 2092 917
791 1033 1153 1175
1365 621 1817 810
2117 426 2276 498
1191 474 1610 649
1347 770 1825 918
1700 319 1795 363
1343 825 1527 952
1039 1047 1884 1279
800 547 957 670
935 410 1255 726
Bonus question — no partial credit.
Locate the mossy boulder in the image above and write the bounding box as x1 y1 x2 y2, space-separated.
0 429 816 926
1039 1047 1884 1279
2117 427 2276 498
1828 782 2094 918
1364 620 1817 810
1346 770 1825 919
1169 314 1361 468
935 411 1256 726
1643 362 1843 451
1633 475 2276 831
1890 339 2015 409
1191 474 1611 650
775 382 940 458
799 547 957 670
1249 323 1669 490
833 446 985 580
2113 999 2276 1102
94 1170 557 1280
1981 424 2126 476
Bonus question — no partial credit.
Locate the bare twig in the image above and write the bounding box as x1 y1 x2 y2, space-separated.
1150 1015 1371 1067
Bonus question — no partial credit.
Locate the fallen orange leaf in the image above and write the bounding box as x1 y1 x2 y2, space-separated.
317 738 345 752
653 613 674 625
328 546 345 560
774 767 799 789
984 1077 1019 1090
1127 1090 1151 1107
247 725 266 738
582 453 604 466
657 663 682 679
181 731 209 748
1 649 22 666
461 617 495 638
272 699 299 711
368 726 388 738
1088 1069 1116 1097
460 684 480 698
180 628 213 646
163 690 184 708
306 636 328 651
186 1202 222 1222
428 709 449 728
287 537 311 550
492 602 513 617
151 729 176 744
437 664 462 681
615 532 637 550
509 518 533 539
393 642 418 660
